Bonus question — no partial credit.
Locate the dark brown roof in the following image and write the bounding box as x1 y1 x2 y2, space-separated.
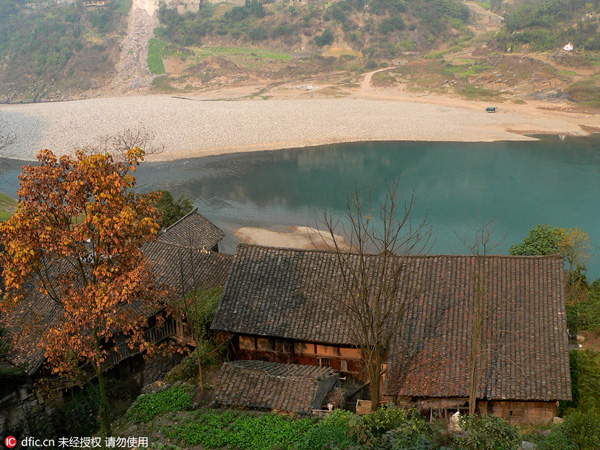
158 208 224 250
144 240 232 299
5 242 232 376
211 244 571 402
213 360 338 414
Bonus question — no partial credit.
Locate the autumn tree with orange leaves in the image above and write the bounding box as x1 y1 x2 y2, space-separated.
0 148 164 434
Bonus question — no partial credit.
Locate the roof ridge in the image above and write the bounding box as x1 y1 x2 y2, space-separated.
228 360 335 379
161 207 200 233
236 243 564 260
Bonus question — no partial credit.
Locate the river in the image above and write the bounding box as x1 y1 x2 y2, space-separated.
1 136 598 279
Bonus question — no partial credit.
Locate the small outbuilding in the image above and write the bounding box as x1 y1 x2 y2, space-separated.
213 360 339 415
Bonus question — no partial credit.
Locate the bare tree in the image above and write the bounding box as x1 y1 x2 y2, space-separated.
168 228 223 395
457 221 504 415
0 121 16 152
317 179 432 411
82 124 165 159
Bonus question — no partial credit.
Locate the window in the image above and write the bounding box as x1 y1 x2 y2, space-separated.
318 357 331 367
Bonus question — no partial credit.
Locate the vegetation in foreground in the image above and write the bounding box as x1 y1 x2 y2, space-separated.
118 385 600 450
0 193 17 222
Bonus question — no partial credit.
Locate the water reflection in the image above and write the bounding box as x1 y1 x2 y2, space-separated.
1 136 599 277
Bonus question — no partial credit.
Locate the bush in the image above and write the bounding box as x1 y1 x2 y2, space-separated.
561 410 600 450
124 385 194 423
224 6 249 21
154 190 193 228
249 27 268 41
509 224 561 256
315 29 334 47
164 354 198 383
365 59 378 70
295 410 355 450
540 411 600 450
352 405 431 444
455 414 520 450
379 420 436 449
54 387 100 436
570 286 600 332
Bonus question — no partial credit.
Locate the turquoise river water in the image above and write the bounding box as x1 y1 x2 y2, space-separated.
0 136 598 278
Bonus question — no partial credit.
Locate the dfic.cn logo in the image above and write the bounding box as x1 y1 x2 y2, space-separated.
4 436 17 448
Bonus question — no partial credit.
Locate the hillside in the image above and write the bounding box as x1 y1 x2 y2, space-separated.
0 0 599 107
0 0 130 102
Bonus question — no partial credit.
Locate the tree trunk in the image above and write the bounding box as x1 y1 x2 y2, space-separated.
197 348 204 395
95 362 112 435
370 357 382 412
93 331 111 435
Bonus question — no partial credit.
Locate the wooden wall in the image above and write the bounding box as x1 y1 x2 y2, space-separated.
480 400 558 425
235 334 366 380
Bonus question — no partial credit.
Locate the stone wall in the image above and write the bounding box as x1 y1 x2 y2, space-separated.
0 353 183 437
0 381 62 436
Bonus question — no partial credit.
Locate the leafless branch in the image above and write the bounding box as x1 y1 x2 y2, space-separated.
81 125 165 159
456 220 510 415
315 178 434 411
0 121 17 152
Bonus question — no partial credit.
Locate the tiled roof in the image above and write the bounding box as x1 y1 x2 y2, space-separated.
5 240 232 376
213 360 337 414
6 259 70 375
144 240 232 299
211 244 571 402
158 208 224 250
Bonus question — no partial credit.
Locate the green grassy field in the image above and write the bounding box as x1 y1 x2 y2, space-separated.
147 38 169 75
0 193 17 222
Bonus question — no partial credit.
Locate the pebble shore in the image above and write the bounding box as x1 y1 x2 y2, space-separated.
0 95 585 161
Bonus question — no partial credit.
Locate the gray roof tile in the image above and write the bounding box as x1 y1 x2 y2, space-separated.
211 244 571 402
213 360 337 414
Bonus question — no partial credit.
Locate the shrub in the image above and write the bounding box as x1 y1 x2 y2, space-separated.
455 414 520 450
249 27 268 41
540 411 600 450
569 350 600 412
509 224 561 256
561 410 600 450
315 29 334 47
224 6 249 21
379 419 436 449
570 288 600 332
154 190 193 228
164 354 198 383
538 428 577 450
124 385 193 423
379 15 405 34
365 59 378 70
352 405 431 444
295 410 355 450
54 387 100 436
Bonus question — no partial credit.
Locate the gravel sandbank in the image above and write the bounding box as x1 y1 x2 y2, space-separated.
235 226 351 251
0 95 588 161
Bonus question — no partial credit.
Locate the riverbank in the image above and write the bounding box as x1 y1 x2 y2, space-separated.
234 226 351 251
0 94 598 161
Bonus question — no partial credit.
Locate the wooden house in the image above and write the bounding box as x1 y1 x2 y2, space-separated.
4 210 230 377
211 244 572 424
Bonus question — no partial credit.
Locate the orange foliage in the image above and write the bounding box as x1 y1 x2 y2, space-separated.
0 148 165 379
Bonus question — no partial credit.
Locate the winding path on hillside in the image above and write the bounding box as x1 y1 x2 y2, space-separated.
360 67 397 91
